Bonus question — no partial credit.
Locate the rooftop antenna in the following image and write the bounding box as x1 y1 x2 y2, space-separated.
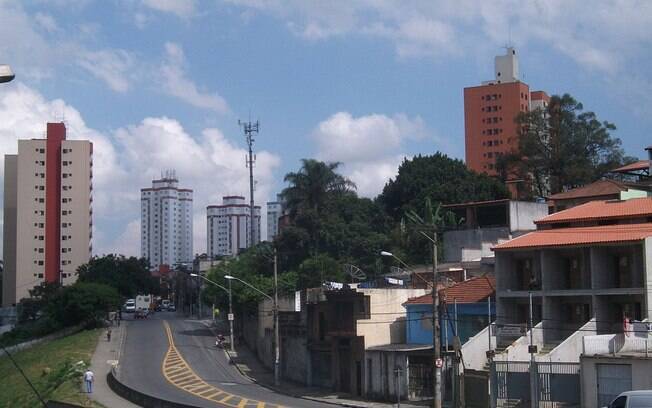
239 117 260 250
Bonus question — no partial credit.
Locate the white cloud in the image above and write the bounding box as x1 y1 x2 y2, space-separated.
77 49 136 93
142 0 196 18
0 2 139 91
224 0 652 74
160 42 230 114
34 12 58 33
346 155 406 198
0 83 280 256
313 112 425 197
314 112 424 163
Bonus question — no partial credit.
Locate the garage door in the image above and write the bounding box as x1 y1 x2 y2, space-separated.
597 364 632 407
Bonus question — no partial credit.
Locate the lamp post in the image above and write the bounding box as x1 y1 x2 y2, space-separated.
0 64 15 83
190 273 234 353
225 273 279 387
381 249 441 408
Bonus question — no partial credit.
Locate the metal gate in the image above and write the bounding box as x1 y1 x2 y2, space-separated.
597 364 632 407
538 362 580 407
408 363 433 399
491 360 580 408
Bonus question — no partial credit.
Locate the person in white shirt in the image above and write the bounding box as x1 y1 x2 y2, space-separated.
83 369 94 393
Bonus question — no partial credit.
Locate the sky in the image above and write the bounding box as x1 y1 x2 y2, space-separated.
0 0 651 257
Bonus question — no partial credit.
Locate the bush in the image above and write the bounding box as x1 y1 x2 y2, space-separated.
0 316 62 347
46 282 121 327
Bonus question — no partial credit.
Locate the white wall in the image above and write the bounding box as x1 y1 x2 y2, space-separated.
357 288 427 348
461 323 496 370
581 356 652 408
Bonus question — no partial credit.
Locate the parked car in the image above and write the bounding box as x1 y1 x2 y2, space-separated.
124 299 135 313
161 299 170 310
168 303 176 312
604 390 652 408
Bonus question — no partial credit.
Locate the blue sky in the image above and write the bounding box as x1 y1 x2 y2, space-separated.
0 0 650 256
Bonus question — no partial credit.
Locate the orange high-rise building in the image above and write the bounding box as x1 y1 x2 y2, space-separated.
464 48 549 180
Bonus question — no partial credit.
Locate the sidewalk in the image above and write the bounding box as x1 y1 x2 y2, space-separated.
199 320 429 408
88 321 140 408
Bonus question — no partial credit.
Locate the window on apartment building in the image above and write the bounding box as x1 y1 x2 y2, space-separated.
38 248 44 253
39 198 44 203
38 260 44 266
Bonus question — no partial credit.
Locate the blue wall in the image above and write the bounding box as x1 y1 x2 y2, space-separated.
406 302 495 346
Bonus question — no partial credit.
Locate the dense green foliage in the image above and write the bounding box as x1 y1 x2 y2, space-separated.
1 281 120 347
497 93 635 197
77 254 159 298
46 282 121 327
378 153 510 220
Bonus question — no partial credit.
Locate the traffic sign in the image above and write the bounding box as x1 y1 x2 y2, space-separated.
435 358 443 368
228 313 234 321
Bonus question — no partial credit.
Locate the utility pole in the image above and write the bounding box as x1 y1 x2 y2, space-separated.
228 278 235 352
239 119 259 250
528 291 537 408
432 235 442 408
273 248 280 387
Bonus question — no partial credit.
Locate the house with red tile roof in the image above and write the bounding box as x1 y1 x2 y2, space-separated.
546 179 648 213
492 197 652 357
403 275 496 347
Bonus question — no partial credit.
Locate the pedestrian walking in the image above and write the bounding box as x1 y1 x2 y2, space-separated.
83 368 94 393
106 328 112 342
114 310 120 327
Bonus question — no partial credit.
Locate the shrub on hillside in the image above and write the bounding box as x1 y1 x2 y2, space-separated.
46 282 121 327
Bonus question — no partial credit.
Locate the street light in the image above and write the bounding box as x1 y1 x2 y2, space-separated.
381 249 442 408
190 273 235 353
0 65 15 83
225 265 280 388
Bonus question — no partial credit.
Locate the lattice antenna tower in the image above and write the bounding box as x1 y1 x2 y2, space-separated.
239 118 260 248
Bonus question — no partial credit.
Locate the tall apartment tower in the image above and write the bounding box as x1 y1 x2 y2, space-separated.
266 194 284 241
464 48 549 179
140 172 193 271
2 123 93 306
207 196 261 257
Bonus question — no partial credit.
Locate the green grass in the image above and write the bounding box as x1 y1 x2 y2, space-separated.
0 329 105 408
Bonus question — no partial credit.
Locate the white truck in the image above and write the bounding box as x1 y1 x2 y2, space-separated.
135 294 152 319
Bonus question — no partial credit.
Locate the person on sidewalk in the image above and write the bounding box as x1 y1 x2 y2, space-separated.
83 368 94 393
106 328 112 342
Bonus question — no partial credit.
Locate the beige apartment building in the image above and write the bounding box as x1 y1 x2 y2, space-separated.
2 123 92 306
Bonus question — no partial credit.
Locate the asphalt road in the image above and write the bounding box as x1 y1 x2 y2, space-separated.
120 312 332 408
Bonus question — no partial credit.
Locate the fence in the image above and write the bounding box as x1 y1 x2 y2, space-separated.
491 360 580 408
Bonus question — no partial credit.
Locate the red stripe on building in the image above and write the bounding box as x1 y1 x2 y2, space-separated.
45 123 65 284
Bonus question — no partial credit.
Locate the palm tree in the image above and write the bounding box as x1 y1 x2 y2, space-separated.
281 159 356 218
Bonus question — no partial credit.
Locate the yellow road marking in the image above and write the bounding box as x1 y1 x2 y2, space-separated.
161 321 284 408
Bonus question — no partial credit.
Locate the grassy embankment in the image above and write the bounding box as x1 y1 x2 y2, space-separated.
0 328 105 407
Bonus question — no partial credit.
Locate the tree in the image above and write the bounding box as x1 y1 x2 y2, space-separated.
77 254 159 298
46 282 121 327
497 93 636 197
378 153 510 220
282 159 356 219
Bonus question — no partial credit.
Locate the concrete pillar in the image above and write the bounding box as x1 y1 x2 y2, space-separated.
643 238 652 320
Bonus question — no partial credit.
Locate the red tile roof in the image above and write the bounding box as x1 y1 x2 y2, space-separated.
611 160 650 173
547 179 627 201
404 275 495 305
493 223 652 251
535 197 652 225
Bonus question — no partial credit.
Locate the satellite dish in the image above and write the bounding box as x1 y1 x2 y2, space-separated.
343 264 366 282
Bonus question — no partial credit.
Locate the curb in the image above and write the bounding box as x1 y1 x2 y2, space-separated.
199 320 384 408
107 369 198 408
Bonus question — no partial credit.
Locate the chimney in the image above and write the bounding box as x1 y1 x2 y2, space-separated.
647 146 652 177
